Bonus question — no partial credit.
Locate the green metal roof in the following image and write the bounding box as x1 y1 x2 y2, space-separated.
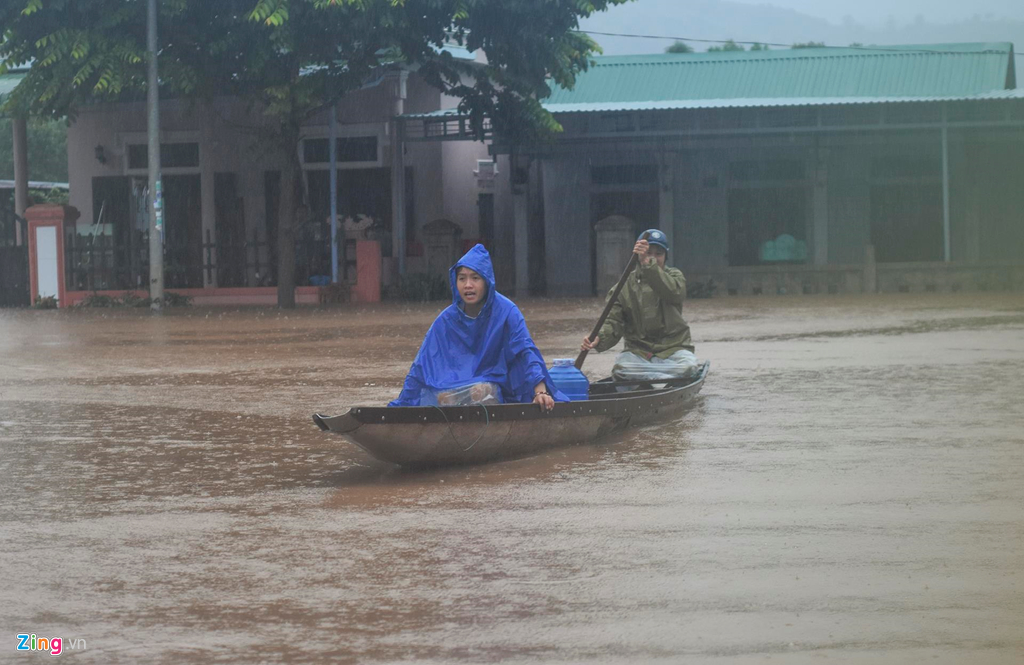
542 89 1024 113
403 87 1024 120
0 72 27 104
545 43 1016 110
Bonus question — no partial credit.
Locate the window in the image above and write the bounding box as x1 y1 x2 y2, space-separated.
126 143 199 170
592 114 635 133
871 156 940 180
302 136 378 165
885 104 942 125
759 108 817 128
591 165 659 186
729 160 805 182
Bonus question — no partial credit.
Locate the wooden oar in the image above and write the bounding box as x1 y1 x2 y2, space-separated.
574 232 649 370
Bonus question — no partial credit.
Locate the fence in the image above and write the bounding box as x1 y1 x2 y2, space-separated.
64 227 355 291
0 194 29 307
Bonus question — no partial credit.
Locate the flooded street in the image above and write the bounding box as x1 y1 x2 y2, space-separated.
2 293 1023 663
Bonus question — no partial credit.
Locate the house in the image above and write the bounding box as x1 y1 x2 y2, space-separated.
406 42 1024 296
51 44 497 305
6 42 1024 306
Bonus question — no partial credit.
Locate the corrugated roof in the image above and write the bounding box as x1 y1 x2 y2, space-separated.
544 43 1016 109
403 88 1024 119
543 89 1024 114
0 180 69 190
0 72 27 103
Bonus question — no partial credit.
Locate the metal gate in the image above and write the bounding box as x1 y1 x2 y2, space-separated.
0 194 29 307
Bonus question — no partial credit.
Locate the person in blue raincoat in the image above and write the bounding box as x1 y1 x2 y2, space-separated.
389 244 566 411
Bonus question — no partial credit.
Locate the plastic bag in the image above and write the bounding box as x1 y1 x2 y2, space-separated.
421 382 501 407
612 350 699 382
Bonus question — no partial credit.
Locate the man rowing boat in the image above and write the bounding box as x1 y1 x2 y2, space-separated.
580 229 699 382
390 244 566 410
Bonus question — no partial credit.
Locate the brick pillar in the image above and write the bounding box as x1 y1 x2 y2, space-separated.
352 239 382 303
26 204 80 308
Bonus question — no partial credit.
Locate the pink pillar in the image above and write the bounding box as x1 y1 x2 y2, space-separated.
351 240 382 303
26 205 80 308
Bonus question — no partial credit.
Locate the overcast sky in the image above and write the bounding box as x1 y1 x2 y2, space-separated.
579 0 1024 55
737 0 1024 25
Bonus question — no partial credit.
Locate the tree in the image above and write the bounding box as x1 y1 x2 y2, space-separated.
665 41 694 54
0 117 68 182
749 43 769 51
792 42 827 49
1 0 633 306
707 40 745 52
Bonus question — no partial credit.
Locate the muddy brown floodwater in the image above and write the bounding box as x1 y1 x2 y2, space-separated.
1 293 1023 664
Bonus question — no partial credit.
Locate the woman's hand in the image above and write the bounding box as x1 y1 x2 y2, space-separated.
533 391 555 412
580 335 599 352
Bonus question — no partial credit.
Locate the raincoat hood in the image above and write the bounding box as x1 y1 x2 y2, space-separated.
450 243 496 313
389 245 567 406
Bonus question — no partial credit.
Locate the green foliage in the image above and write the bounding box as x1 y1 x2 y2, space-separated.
77 292 117 307
33 186 69 205
318 282 350 306
665 41 694 54
0 117 68 182
749 43 769 51
33 294 58 308
792 42 826 49
687 278 717 299
1 0 633 145
117 291 151 307
76 291 193 307
388 272 450 302
1 0 634 306
707 40 745 52
162 291 193 307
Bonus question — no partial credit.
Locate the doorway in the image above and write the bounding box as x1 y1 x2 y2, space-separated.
870 184 943 263
163 174 204 288
727 187 808 266
215 172 247 287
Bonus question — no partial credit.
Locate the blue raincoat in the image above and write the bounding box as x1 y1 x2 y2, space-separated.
389 244 567 407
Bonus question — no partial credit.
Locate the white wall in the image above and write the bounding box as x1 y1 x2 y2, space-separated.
437 81 492 239
66 74 460 286
441 139 491 238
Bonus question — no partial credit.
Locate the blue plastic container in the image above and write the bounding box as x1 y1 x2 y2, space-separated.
548 358 590 401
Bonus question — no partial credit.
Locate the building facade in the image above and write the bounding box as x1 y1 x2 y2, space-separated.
58 56 497 303
408 42 1024 297
7 42 1024 305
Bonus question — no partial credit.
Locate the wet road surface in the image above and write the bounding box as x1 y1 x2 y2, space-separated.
1 293 1023 663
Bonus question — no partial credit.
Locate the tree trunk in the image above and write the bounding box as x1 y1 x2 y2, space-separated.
276 136 301 309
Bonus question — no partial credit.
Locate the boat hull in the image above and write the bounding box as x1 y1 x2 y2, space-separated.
314 362 708 466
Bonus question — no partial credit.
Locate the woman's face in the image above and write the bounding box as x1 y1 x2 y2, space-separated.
457 267 487 306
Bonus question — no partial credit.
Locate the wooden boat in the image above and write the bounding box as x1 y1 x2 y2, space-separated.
312 362 709 467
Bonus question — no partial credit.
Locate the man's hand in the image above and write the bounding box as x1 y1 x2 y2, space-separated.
634 239 655 266
580 335 599 352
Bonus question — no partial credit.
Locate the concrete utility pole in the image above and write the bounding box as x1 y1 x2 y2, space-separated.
12 116 29 245
147 0 164 311
390 71 408 276
330 104 339 283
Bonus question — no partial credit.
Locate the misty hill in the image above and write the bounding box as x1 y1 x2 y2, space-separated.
581 0 1023 63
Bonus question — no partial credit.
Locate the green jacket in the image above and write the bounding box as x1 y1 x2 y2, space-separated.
595 260 694 359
